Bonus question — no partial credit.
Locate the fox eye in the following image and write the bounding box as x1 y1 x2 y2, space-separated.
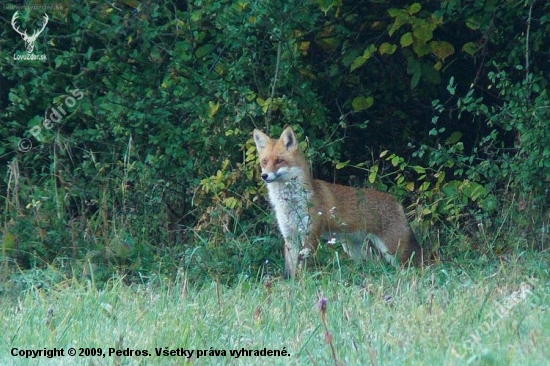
261 159 267 165
275 158 284 164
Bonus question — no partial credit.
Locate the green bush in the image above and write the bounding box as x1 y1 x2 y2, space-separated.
1 0 548 283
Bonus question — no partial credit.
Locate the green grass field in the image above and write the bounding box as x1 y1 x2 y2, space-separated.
1 250 549 366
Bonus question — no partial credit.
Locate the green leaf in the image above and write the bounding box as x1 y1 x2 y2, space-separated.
442 182 459 197
318 0 341 15
350 56 366 72
191 10 202 21
461 181 487 200
410 73 421 89
208 101 220 118
466 17 480 30
388 8 406 18
413 166 426 174
462 42 479 56
351 45 376 71
368 165 378 184
408 3 421 14
400 32 413 47
54 55 65 69
446 131 462 145
379 42 397 55
388 16 407 37
413 25 433 42
8 92 21 104
352 95 374 111
479 194 498 212
335 160 349 169
85 47 93 60
223 197 238 209
407 57 422 89
430 41 455 60
391 155 400 166
413 41 431 57
2 232 16 251
363 44 377 59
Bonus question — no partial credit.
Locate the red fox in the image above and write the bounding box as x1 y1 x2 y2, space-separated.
253 126 423 279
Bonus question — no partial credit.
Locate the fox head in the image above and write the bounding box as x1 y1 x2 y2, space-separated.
253 127 309 183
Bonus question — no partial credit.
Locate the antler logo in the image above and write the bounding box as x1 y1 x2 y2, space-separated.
11 11 49 53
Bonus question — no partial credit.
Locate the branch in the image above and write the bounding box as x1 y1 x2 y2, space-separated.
266 40 282 133
525 1 534 84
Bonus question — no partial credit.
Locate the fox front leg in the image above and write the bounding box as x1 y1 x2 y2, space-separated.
283 239 299 279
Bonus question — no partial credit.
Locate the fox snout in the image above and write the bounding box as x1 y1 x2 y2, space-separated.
261 172 277 183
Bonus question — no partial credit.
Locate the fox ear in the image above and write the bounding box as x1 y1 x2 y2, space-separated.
281 127 298 151
253 129 269 151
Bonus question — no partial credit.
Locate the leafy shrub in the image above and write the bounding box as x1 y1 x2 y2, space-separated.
1 1 548 283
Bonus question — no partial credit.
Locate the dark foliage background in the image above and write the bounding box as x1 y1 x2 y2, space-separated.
1 0 548 284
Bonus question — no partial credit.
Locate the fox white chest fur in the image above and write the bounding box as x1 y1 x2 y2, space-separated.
266 175 312 243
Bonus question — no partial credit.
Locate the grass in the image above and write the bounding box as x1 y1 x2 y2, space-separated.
0 250 549 366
